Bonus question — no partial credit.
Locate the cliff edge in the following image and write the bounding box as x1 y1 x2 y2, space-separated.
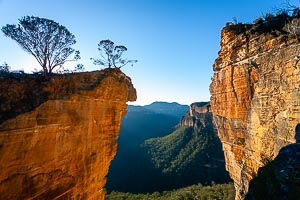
0 68 136 200
210 16 300 199
180 102 214 133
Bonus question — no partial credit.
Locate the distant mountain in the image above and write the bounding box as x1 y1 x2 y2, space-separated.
120 102 189 142
143 102 189 117
106 102 189 192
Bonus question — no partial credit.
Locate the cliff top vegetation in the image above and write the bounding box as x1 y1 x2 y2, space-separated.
224 6 300 40
1 16 136 77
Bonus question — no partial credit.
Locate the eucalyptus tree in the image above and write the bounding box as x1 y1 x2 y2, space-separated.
2 16 80 76
91 39 137 69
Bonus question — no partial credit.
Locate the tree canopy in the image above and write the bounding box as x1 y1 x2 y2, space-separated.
1 16 80 76
91 39 137 69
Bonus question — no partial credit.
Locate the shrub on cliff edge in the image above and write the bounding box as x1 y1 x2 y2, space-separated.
91 39 137 69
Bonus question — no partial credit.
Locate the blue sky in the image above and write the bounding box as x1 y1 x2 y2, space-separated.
0 0 299 105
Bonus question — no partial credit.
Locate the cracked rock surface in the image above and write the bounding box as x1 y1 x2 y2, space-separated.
0 69 136 200
210 24 300 199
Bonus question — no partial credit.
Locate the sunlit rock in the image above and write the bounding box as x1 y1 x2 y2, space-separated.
0 68 136 200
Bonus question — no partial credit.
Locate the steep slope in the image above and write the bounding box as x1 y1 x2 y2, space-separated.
0 68 136 200
106 102 188 193
143 102 231 189
210 14 300 199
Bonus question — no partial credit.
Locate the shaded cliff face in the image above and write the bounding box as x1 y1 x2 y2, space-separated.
245 143 300 200
0 68 136 200
210 22 300 199
180 102 213 133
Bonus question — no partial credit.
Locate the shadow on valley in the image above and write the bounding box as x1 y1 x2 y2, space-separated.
106 102 231 193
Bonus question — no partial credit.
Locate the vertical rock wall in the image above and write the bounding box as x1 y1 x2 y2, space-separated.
180 102 213 133
0 69 136 200
210 24 300 199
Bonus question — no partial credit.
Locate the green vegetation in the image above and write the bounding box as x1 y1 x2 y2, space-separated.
106 103 189 193
143 126 230 187
107 103 231 193
106 183 235 200
145 126 214 174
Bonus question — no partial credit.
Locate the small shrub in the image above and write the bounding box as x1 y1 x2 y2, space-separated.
0 62 10 73
284 18 300 41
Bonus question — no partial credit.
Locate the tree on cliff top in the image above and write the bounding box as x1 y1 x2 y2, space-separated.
1 16 80 76
91 39 137 69
0 62 10 73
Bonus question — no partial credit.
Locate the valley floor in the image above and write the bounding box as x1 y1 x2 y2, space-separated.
105 183 235 200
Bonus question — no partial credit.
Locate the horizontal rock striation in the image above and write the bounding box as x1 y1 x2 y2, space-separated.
0 68 136 200
210 21 300 199
180 102 213 133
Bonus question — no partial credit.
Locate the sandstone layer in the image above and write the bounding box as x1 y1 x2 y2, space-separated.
180 102 214 133
210 21 300 199
0 68 136 200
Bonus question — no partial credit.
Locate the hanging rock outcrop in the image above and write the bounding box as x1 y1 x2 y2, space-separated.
0 68 136 200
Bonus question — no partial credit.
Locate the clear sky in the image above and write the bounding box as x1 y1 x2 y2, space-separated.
0 0 299 105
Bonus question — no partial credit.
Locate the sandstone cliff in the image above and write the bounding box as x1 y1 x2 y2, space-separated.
210 16 300 199
0 68 136 200
180 102 213 133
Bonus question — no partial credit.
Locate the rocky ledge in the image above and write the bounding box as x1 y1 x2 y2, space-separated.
0 68 136 200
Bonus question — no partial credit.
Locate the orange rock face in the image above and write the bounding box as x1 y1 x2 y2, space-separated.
0 69 136 200
210 25 300 199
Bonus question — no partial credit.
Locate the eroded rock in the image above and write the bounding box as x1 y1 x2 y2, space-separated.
0 68 136 200
210 23 300 199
